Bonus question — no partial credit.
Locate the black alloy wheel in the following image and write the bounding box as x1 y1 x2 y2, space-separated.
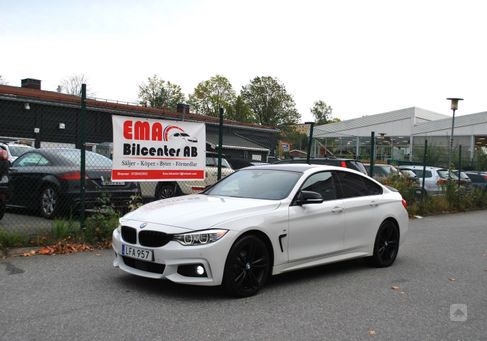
156 183 179 199
40 185 59 219
223 234 271 297
370 220 400 267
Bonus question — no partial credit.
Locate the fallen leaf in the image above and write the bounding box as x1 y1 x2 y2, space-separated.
448 277 456 282
368 329 377 336
391 285 401 291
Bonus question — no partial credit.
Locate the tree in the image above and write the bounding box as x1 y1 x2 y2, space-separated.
138 75 185 110
188 75 236 117
58 74 95 96
311 100 333 125
226 96 255 123
240 76 300 127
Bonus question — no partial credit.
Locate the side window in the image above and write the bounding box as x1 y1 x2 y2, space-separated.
13 153 43 168
37 155 50 166
334 171 382 198
206 157 216 167
363 176 383 195
301 171 337 201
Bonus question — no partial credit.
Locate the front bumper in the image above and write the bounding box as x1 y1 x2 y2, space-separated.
112 226 235 286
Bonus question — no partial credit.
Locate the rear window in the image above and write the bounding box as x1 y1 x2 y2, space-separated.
437 170 458 180
466 173 486 182
412 169 432 178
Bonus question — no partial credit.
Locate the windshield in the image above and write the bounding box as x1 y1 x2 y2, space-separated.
205 169 302 200
9 145 33 157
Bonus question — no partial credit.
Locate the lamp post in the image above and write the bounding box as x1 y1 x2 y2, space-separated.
446 98 463 176
305 121 315 164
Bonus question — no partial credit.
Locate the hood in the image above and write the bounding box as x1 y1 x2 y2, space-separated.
122 194 281 230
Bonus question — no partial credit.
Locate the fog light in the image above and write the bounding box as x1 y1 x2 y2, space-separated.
177 264 207 277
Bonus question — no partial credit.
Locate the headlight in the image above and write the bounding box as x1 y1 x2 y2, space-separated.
173 229 228 246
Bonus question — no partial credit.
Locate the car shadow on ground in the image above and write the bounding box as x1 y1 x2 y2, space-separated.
114 257 386 300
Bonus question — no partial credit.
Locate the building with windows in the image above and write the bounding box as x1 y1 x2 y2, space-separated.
313 107 487 166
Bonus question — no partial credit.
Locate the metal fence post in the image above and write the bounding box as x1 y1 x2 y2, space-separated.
458 145 462 185
421 140 428 198
369 131 375 177
80 84 86 229
217 107 224 181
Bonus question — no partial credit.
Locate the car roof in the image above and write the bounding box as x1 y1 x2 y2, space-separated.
243 163 363 174
399 165 445 170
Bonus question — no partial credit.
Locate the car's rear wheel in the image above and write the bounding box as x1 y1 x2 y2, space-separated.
222 234 271 297
370 220 400 267
40 185 60 219
156 182 180 199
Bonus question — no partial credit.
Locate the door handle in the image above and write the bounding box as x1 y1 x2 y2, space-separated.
331 206 343 213
369 201 379 207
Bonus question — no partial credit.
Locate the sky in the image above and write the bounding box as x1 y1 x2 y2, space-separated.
1 0 487 123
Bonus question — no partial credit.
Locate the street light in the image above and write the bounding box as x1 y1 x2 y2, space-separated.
305 121 315 163
446 98 463 176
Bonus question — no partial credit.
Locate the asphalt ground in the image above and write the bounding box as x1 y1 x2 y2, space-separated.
1 211 486 340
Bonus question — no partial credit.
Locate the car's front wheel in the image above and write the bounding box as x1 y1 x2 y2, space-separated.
40 185 60 219
222 234 271 297
369 220 400 267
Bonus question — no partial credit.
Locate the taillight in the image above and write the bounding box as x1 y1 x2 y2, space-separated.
340 161 347 168
402 199 408 209
437 179 448 185
59 171 83 180
0 150 7 161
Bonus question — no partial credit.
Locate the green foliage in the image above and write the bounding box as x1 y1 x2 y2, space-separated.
188 75 236 117
241 76 300 127
51 218 80 240
226 95 254 122
138 75 185 110
311 100 333 125
83 193 119 244
0 229 28 250
128 194 143 212
381 174 419 205
281 126 308 152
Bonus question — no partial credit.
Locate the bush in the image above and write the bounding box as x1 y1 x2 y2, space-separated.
0 229 28 250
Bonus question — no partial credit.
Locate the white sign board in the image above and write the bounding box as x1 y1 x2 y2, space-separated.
111 115 206 181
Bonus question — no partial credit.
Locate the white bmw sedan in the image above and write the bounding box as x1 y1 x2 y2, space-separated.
112 164 408 297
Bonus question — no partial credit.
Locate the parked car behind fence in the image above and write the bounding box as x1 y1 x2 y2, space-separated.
0 148 140 219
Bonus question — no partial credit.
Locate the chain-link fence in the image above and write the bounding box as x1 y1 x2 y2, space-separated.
0 90 235 237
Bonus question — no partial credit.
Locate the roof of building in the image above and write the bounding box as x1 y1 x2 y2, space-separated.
314 107 448 136
206 132 269 152
413 111 487 135
0 84 278 132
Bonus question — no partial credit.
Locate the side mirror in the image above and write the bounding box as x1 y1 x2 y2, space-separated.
296 190 324 205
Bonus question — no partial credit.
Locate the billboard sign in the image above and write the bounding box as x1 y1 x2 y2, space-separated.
111 115 206 181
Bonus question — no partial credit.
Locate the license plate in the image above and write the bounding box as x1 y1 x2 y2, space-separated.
121 244 153 261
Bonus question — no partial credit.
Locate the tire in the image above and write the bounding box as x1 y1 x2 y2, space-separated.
222 234 271 298
156 182 180 199
369 220 400 268
39 185 60 219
